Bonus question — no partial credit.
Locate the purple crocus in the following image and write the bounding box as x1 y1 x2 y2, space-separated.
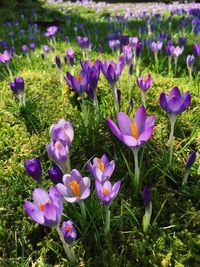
136 74 154 106
150 41 162 54
22 45 28 53
24 157 42 183
159 87 191 163
108 39 120 52
95 179 121 206
65 71 89 96
88 154 115 183
48 165 63 184
77 36 89 49
61 220 77 244
66 48 74 66
193 43 200 57
0 50 12 64
182 151 197 186
136 42 143 57
24 186 62 227
43 45 49 53
55 55 61 70
186 55 195 78
123 44 132 66
129 37 138 48
143 186 151 207
178 37 186 47
45 26 58 38
29 43 35 51
50 119 74 146
10 76 24 97
56 169 90 203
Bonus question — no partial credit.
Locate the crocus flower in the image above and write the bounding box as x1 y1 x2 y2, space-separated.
150 41 162 54
108 39 120 52
56 169 90 203
10 76 24 97
186 55 195 78
178 37 186 47
123 44 132 66
29 43 35 51
45 26 58 38
55 55 61 70
24 157 42 183
66 48 74 66
142 186 152 233
171 46 184 59
77 36 89 49
43 45 49 53
0 50 12 64
24 186 62 227
61 220 77 244
182 151 197 186
159 87 191 163
65 71 89 96
193 43 200 58
46 140 69 173
88 154 115 183
95 179 121 206
22 45 28 53
137 74 154 106
129 37 138 48
136 42 143 57
50 119 74 146
48 165 63 184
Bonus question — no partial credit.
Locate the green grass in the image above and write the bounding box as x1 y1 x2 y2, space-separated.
0 1 199 266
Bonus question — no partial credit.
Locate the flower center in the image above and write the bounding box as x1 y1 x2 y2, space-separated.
56 142 62 150
38 203 45 211
130 121 139 139
97 159 105 172
66 224 73 233
103 188 110 195
76 75 83 83
69 181 80 197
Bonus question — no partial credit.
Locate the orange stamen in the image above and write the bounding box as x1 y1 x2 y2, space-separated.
103 188 110 195
70 181 80 197
76 75 83 82
130 121 139 139
38 203 45 212
66 224 73 233
56 143 62 150
97 158 105 172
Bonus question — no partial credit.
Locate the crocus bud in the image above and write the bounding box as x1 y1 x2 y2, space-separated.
129 98 134 110
24 157 42 183
48 165 63 184
29 43 35 51
143 186 151 207
117 89 121 108
55 55 61 69
186 55 195 69
10 76 24 96
61 220 77 244
185 151 196 170
142 186 152 233
22 45 28 53
41 53 45 60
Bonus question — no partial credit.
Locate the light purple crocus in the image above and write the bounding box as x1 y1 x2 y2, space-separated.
45 26 58 38
88 154 115 183
95 179 121 206
22 45 28 53
150 41 162 54
24 186 62 227
108 39 120 52
77 36 90 49
67 48 74 66
61 220 77 244
50 119 74 146
129 37 138 48
171 46 184 59
65 71 89 96
123 44 132 66
0 50 12 64
136 74 154 106
159 87 191 163
56 169 90 203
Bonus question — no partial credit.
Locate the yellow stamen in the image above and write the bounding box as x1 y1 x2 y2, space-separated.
130 121 139 139
56 143 62 150
38 203 45 211
69 181 80 197
66 224 73 233
97 158 105 172
76 75 83 82
103 188 110 195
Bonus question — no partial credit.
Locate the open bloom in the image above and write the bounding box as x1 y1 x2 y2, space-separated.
24 157 42 183
107 105 155 149
136 74 153 92
77 36 90 49
95 180 121 206
24 186 62 227
88 154 115 183
61 220 77 244
171 46 184 59
65 71 89 96
45 26 58 38
159 87 191 117
56 169 90 203
10 76 24 97
50 119 74 146
0 50 12 63
129 37 138 48
150 41 162 54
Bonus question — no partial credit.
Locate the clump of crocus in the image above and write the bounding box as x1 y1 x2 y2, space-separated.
61 220 77 244
24 157 42 184
95 179 121 233
24 186 76 262
136 74 154 107
0 50 13 79
159 87 191 164
56 169 90 218
107 105 155 190
10 76 25 105
47 119 74 173
88 154 115 183
142 186 152 233
101 56 124 113
182 151 197 186
48 165 63 184
186 55 195 79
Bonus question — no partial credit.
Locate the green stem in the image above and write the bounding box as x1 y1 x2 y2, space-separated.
132 148 140 191
169 115 177 164
81 94 88 128
6 64 13 80
182 169 190 187
55 226 76 263
66 156 71 174
141 91 146 108
93 91 99 122
174 58 178 76
111 84 119 115
79 201 86 219
105 205 110 234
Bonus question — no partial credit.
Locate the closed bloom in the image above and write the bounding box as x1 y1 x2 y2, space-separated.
0 50 12 63
10 76 24 96
77 36 89 49
50 119 74 146
136 42 143 57
193 43 200 58
24 186 62 227
185 151 196 170
95 180 121 206
88 154 115 183
55 55 61 69
45 26 58 38
178 37 186 47
29 43 35 51
186 55 195 69
22 45 28 53
43 45 49 53
150 41 162 54
56 169 90 203
129 36 138 48
61 220 77 244
24 157 42 183
123 44 132 66
108 39 120 51
67 48 74 66
48 165 63 184
107 105 155 149
143 186 151 207
136 74 153 92
159 87 191 117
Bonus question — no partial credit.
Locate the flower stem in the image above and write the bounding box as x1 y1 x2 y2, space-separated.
132 148 140 191
105 205 110 234
141 91 146 108
55 226 76 263
66 156 71 174
169 116 177 164
182 169 190 187
81 94 88 128
6 64 13 80
174 58 178 76
79 201 86 219
111 84 119 115
93 91 99 122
